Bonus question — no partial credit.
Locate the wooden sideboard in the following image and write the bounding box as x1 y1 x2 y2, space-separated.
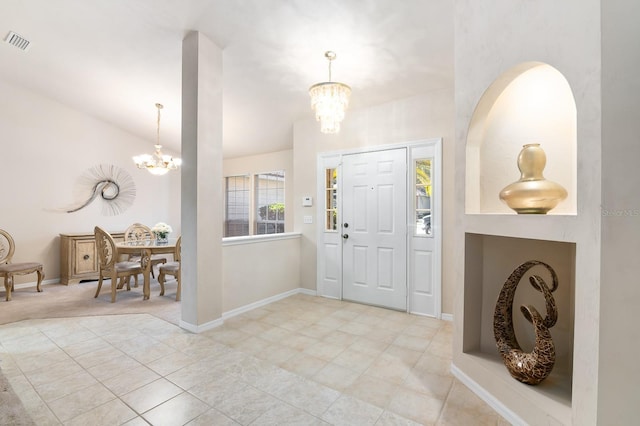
59 232 124 285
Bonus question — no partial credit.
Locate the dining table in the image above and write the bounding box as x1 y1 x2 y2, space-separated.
116 238 178 300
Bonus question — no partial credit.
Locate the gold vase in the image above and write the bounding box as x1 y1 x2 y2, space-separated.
499 144 567 214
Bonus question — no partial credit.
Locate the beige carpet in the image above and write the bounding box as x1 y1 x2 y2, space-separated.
0 279 181 326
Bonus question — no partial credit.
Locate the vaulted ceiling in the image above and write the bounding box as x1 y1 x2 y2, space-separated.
0 0 453 158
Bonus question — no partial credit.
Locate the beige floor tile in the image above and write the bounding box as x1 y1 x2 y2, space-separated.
143 392 210 426
120 378 183 414
376 410 424 425
145 349 198 376
186 408 240 425
303 340 348 361
0 293 502 426
65 398 137 426
250 400 327 425
413 352 453 377
383 344 423 366
121 415 152 426
47 382 115 422
338 321 373 336
322 394 383 426
281 352 328 377
216 385 281 425
24 357 84 388
277 377 341 417
101 365 161 396
332 347 376 373
426 340 453 359
344 374 399 409
34 369 99 402
277 318 314 332
392 333 431 352
73 346 125 370
402 369 454 399
349 336 389 356
258 325 294 343
313 362 360 391
298 323 334 339
14 348 72 374
85 354 143 382
61 337 111 358
365 354 413 385
322 330 360 346
254 342 300 364
388 386 445 425
188 372 248 407
280 332 319 351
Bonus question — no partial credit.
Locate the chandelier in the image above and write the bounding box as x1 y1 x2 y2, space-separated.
133 103 181 175
309 51 351 134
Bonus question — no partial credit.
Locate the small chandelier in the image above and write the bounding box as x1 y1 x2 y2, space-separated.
309 51 351 134
133 103 181 176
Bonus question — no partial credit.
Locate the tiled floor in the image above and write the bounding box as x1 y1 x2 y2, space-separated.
0 292 506 425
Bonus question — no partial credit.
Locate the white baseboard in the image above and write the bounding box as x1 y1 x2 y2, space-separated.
12 278 58 290
441 313 453 321
179 317 224 333
450 363 525 426
297 288 317 297
179 287 317 333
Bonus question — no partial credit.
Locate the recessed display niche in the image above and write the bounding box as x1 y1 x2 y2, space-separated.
466 62 577 215
463 233 575 406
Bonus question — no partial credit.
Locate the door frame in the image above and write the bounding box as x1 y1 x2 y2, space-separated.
316 138 443 318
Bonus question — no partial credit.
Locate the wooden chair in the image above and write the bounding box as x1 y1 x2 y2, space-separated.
94 226 142 303
123 223 167 279
158 236 181 301
0 229 44 301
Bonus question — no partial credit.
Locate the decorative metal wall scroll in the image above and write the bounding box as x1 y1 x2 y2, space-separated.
63 164 136 216
493 260 558 385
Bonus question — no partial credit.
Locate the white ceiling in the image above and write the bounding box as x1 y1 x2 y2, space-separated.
0 0 453 158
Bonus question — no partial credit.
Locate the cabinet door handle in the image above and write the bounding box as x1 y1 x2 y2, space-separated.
83 254 90 260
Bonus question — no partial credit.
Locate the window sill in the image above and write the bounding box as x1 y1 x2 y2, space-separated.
222 232 301 246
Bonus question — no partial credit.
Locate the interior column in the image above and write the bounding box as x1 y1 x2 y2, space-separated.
180 31 223 331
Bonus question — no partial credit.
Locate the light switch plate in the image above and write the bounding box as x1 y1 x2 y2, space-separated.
303 215 313 224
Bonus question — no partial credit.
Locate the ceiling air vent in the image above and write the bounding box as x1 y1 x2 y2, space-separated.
4 31 31 51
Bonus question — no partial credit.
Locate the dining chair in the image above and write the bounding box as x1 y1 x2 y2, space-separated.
0 229 44 301
123 223 167 279
158 236 181 301
94 226 142 303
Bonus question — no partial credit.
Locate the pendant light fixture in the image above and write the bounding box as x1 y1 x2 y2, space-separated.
133 103 181 175
309 51 351 134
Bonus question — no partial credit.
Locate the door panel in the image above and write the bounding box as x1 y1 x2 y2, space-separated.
342 148 407 310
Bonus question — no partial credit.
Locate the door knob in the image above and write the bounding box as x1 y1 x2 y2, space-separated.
342 234 349 239
343 223 349 228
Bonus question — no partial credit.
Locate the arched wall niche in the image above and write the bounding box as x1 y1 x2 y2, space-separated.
466 62 577 214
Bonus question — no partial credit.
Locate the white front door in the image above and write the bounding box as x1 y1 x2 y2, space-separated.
341 148 407 310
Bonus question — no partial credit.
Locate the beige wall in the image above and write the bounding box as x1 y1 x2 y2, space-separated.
292 90 456 315
222 234 301 312
0 80 179 285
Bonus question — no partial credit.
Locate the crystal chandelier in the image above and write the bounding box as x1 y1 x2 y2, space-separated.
133 103 181 176
309 51 351 134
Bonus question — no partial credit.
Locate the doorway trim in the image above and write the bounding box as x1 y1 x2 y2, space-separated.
316 138 443 318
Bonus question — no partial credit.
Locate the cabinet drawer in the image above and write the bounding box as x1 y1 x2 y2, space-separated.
74 240 97 275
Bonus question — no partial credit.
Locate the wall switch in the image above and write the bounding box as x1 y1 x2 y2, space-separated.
302 196 313 207
303 215 313 224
